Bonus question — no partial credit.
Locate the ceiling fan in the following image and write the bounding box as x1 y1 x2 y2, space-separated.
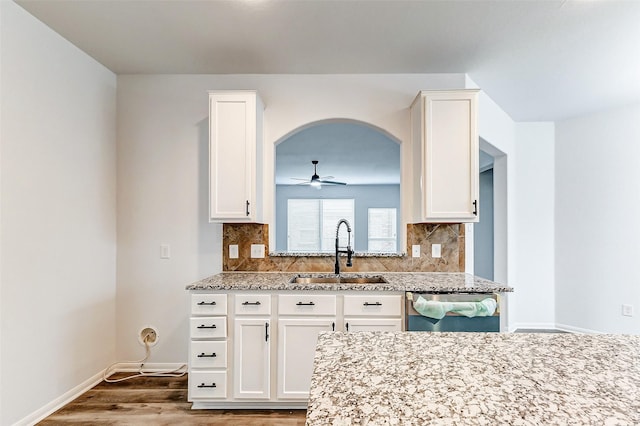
290 160 346 188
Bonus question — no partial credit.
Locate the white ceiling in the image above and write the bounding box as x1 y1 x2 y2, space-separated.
15 0 640 122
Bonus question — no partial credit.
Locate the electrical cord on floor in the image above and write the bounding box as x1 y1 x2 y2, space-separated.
103 331 187 383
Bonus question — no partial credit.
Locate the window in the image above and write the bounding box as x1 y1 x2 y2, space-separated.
287 199 355 252
368 208 397 253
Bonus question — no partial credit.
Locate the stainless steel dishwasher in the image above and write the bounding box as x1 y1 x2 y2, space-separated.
405 292 500 332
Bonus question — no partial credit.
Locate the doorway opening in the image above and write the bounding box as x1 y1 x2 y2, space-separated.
472 138 507 286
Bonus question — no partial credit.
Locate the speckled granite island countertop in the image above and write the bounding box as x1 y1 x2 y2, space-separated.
186 272 513 293
306 332 640 425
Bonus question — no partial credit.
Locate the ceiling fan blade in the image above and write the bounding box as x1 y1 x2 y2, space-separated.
318 179 347 185
290 178 309 181
319 175 334 180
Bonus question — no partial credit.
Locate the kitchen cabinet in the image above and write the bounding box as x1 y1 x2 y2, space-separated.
208 90 264 222
410 90 479 222
233 318 271 399
343 294 402 332
233 293 272 399
188 290 402 408
188 293 228 402
277 318 335 399
277 294 337 400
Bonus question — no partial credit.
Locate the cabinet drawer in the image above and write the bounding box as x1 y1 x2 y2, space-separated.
190 341 227 369
190 317 227 339
234 293 271 315
189 371 227 399
191 294 227 316
344 295 402 317
344 318 403 332
278 294 336 316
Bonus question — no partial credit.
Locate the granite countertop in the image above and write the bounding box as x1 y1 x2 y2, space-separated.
186 272 513 293
306 332 640 425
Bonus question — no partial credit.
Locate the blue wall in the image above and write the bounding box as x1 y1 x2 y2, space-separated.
275 184 400 252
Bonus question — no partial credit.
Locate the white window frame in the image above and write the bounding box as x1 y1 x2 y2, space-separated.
367 208 397 253
287 199 355 252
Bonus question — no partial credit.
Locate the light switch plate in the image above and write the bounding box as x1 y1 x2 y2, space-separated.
432 244 442 258
160 244 170 259
250 244 265 258
622 304 634 317
412 245 420 258
229 244 239 259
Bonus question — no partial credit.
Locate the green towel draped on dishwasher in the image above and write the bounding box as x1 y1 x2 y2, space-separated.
412 296 497 320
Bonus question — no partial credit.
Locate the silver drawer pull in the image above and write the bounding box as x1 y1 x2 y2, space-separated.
242 301 261 306
197 324 217 329
197 301 216 306
197 352 217 358
296 302 315 306
363 302 382 306
197 382 217 388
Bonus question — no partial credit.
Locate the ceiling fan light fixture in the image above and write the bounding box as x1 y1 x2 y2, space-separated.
290 160 346 187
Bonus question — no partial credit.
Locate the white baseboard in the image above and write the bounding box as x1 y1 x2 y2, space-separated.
13 369 106 426
512 322 558 331
555 323 602 334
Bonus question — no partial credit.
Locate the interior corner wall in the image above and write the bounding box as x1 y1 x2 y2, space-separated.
475 90 556 331
476 91 517 330
513 122 555 329
0 2 117 424
555 103 640 334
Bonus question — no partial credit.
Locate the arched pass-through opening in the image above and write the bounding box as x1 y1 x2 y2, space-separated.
270 119 405 254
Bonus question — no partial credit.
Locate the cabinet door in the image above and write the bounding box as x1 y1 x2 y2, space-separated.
233 318 271 399
344 318 403 332
413 90 479 222
277 318 335 399
209 91 262 222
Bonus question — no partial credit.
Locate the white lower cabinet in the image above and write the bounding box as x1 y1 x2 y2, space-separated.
189 371 227 399
233 318 271 399
344 294 403 332
277 318 335 399
188 290 403 408
188 292 229 404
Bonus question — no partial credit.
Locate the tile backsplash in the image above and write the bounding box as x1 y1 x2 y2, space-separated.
222 223 465 272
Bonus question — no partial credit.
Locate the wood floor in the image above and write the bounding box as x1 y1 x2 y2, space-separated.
39 373 307 425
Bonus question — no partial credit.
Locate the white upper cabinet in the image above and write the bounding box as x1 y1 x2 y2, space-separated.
410 90 479 223
209 91 264 222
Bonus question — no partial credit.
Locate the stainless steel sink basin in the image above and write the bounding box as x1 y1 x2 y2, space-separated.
289 275 388 284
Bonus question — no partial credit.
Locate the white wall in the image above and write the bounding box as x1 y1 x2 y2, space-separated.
0 2 117 424
473 87 556 331
556 103 640 334
115 73 467 362
514 122 555 328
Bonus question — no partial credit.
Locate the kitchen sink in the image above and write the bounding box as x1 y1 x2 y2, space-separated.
289 275 388 284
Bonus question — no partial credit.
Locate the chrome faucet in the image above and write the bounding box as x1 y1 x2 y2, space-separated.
335 219 354 275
